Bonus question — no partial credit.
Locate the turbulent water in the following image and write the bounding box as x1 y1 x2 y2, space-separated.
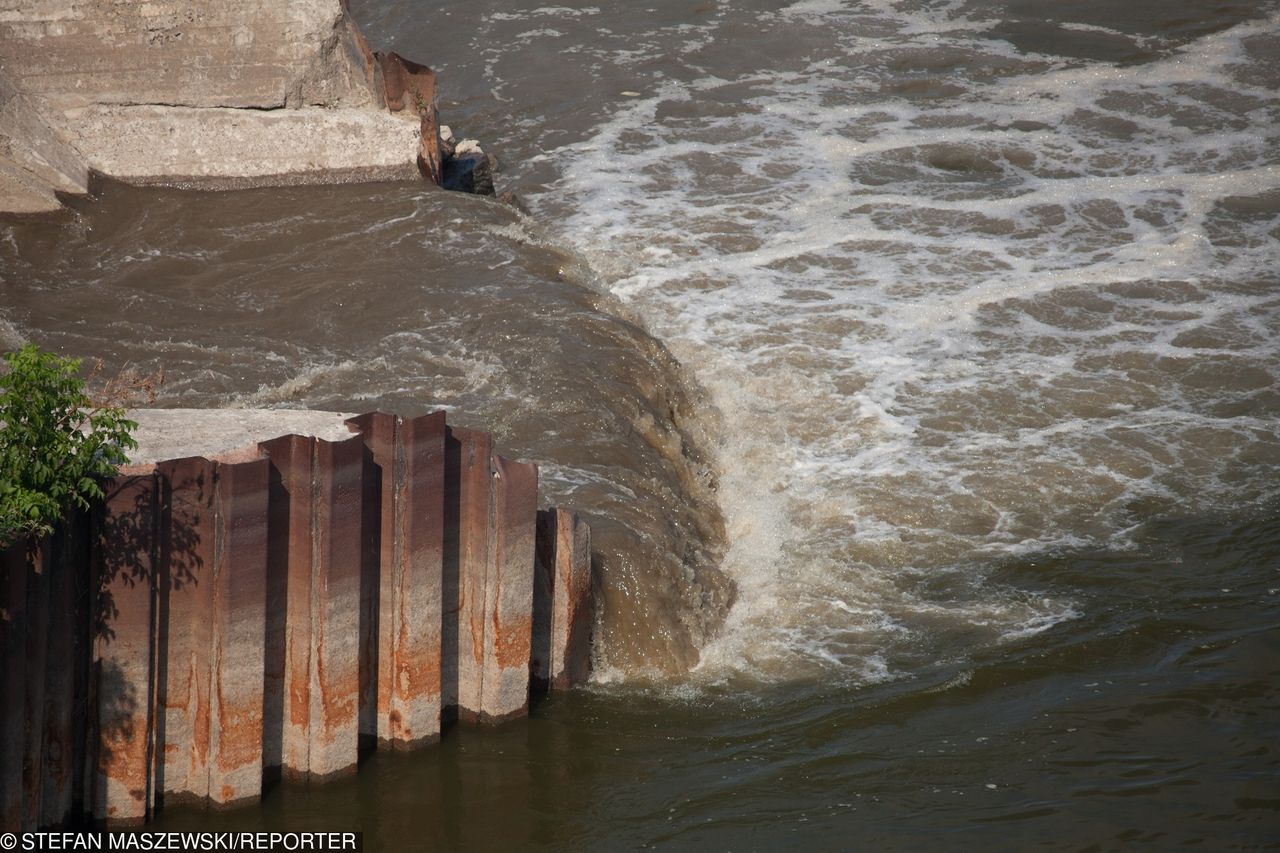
0 183 730 673
4 0 1279 847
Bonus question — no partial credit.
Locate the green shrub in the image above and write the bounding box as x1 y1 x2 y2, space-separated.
0 344 138 547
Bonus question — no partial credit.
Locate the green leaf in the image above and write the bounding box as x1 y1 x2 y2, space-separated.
0 344 137 550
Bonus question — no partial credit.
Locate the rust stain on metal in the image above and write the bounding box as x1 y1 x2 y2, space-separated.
451 427 493 718
154 456 216 802
307 436 363 777
552 510 592 689
93 474 157 825
377 51 442 184
212 666 259 768
7 410 591 829
479 456 536 721
257 434 315 779
208 458 268 804
190 660 210 775
286 635 310 728
492 613 534 671
393 413 446 745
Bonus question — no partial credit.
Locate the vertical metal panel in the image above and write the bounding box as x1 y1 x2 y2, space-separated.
450 427 492 720
208 457 269 806
92 474 157 825
153 457 216 805
3 409 586 826
21 538 49 829
257 435 313 779
355 433 381 760
480 456 537 723
552 510 592 689
257 435 314 773
376 52 441 184
42 512 88 827
0 541 29 831
532 511 554 691
441 430 461 718
310 435 364 779
392 411 446 745
345 412 395 747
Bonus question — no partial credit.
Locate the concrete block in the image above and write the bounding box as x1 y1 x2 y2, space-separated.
0 0 380 111
0 1 433 212
0 70 88 196
92 475 158 826
129 410 355 467
208 458 270 807
52 106 422 187
0 157 63 216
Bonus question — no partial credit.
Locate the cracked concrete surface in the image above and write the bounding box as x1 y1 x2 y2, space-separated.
0 0 427 214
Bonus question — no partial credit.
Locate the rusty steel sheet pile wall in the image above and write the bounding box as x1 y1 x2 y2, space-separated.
0 411 592 831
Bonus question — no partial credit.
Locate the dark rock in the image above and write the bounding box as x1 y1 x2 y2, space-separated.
497 190 528 214
441 140 495 196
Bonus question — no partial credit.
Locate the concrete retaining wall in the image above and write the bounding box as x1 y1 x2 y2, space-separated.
0 411 592 830
0 0 444 213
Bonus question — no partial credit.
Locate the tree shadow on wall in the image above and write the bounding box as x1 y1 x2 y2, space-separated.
91 472 202 808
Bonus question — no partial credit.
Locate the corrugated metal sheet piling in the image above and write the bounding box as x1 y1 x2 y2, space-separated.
0 411 592 830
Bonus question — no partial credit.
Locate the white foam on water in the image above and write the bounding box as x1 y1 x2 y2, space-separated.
538 4 1280 684
0 314 26 351
233 341 508 409
489 6 600 21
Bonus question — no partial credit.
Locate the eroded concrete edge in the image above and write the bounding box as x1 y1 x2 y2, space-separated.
0 0 445 215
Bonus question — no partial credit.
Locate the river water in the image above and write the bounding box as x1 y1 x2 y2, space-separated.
3 0 1279 848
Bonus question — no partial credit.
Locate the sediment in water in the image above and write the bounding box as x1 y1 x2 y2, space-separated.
0 0 739 680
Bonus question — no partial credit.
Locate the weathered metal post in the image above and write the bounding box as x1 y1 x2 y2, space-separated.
348 412 448 748
91 475 158 826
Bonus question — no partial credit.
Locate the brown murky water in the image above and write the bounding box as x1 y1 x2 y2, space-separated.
0 181 729 675
3 0 1278 847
